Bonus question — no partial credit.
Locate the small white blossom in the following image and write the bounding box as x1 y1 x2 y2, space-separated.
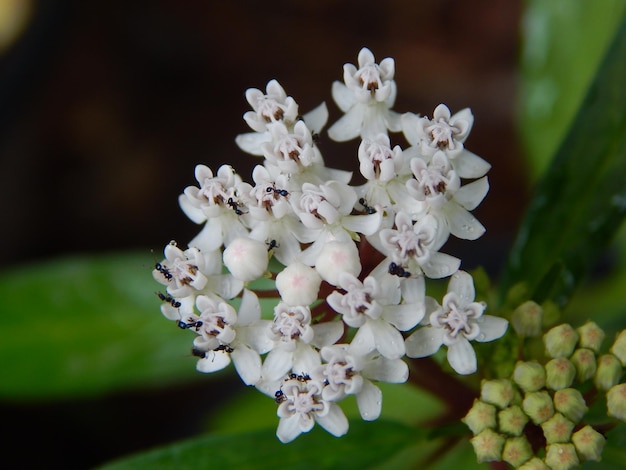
405 271 508 375
328 47 401 141
223 236 269 282
315 240 362 286
275 262 322 306
275 376 348 443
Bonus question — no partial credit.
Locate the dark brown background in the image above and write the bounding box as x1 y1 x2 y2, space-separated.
0 0 527 467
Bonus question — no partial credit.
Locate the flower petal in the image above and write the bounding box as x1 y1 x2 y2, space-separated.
405 326 444 358
349 322 376 357
452 149 491 179
316 403 349 437
447 338 477 375
373 320 405 359
262 349 293 382
231 345 262 385
362 357 409 383
234 131 270 156
311 321 344 348
475 315 509 342
383 303 424 331
421 252 460 279
276 414 303 443
447 270 475 307
454 176 489 211
328 106 362 142
356 380 382 421
302 102 329 133
196 350 231 373
331 81 356 112
445 203 486 241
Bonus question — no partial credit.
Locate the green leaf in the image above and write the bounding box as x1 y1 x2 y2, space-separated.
500 17 626 308
519 0 626 178
0 252 203 400
98 420 423 470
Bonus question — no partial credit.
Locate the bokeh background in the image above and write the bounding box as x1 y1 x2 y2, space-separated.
0 0 547 468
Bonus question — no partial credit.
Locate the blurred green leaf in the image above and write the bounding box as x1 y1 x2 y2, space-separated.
500 17 626 308
0 252 202 400
99 420 424 470
519 0 626 178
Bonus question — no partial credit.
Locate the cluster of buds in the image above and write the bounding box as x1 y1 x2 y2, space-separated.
153 47 509 443
465 314 626 468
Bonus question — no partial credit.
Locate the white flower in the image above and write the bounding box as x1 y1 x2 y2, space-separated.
358 134 405 182
262 302 343 381
223 236 269 282
312 344 408 421
379 211 460 279
179 164 248 251
315 240 362 286
275 375 348 443
153 242 208 296
261 121 323 175
404 271 508 375
327 272 424 359
328 48 401 141
193 290 273 385
402 104 490 179
406 151 488 240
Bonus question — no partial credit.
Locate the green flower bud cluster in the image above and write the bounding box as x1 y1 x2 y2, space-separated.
465 321 626 468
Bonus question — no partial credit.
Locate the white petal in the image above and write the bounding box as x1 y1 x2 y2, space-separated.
231 345 262 385
196 351 231 373
452 150 491 178
421 252 460 279
445 204 486 241
239 321 273 354
342 212 382 236
238 289 261 324
383 302 424 331
302 102 328 133
331 81 356 112
262 349 293 381
475 315 509 342
405 326 444 358
454 176 489 211
276 414 303 443
293 344 321 374
373 320 405 359
400 112 422 145
234 131 269 156
349 322 376 357
362 357 409 383
178 194 206 224
400 276 425 304
328 106 362 142
447 338 477 375
447 270 475 306
316 403 349 437
356 380 382 421
311 321 344 348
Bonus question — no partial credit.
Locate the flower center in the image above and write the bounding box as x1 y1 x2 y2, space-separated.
427 120 461 150
357 64 382 92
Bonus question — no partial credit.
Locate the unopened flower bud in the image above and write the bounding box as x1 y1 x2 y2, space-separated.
545 443 579 470
470 429 505 463
223 237 269 281
276 262 321 306
553 388 587 423
594 354 622 391
502 436 533 468
607 383 626 422
511 300 543 337
463 399 497 434
518 457 550 470
522 391 554 425
610 329 626 366
480 379 515 409
570 348 597 382
545 357 576 390
498 405 529 437
513 361 546 392
544 324 579 358
315 240 361 286
576 321 605 353
572 425 605 462
540 413 574 444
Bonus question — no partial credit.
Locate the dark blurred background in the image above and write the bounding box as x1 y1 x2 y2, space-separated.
0 0 527 468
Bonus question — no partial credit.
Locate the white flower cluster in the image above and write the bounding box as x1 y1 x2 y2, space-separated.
153 48 508 443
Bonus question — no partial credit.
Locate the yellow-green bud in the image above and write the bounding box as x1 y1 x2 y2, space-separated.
610 330 626 366
480 379 515 409
572 425 606 462
511 300 543 337
540 412 574 444
502 435 533 468
498 405 529 436
576 321 605 353
462 399 497 434
607 383 626 422
544 324 579 358
570 348 597 382
545 443 580 470
513 361 546 392
545 357 576 390
470 428 505 463
518 457 550 470
594 354 623 391
553 388 587 423
522 390 554 425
